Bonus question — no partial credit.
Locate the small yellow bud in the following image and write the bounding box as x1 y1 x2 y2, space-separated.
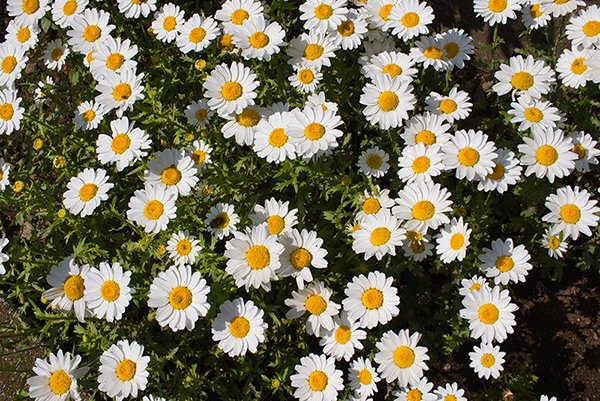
40 296 47 304
13 180 24 192
194 59 207 70
53 156 66 169
157 244 166 255
341 175 352 186
271 379 281 389
185 133 195 142
33 138 44 150
148 26 154 34
201 185 213 198
57 209 67 218
82 335 87 343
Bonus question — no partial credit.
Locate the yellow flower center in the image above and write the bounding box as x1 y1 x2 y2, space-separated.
210 212 230 229
1 56 17 74
192 150 206 165
444 42 459 59
314 4 333 19
530 4 543 18
415 130 436 145
570 57 588 74
337 20 355 36
304 122 326 140
457 147 480 166
560 204 581 224
524 107 543 122
51 48 63 61
100 280 120 302
304 44 324 61
361 288 384 309
412 200 435 220
229 316 250 338
478 303 500 324
495 255 514 272
63 0 77 15
308 371 328 391
411 156 430 173
511 71 534 91
86 51 94 64
194 109 208 123
298 69 315 84
444 396 458 401
112 83 132 101
423 47 443 60
168 286 193 309
163 16 177 31
220 33 234 49
481 353 496 368
378 91 399 112
583 21 600 37
246 245 271 270
366 153 382 169
189 27 206 44
362 198 381 214
249 31 269 48
379 4 393 21
221 81 243 101
83 25 101 42
393 346 415 368
470 283 482 292
290 248 312 270
266 215 285 235
63 275 84 301
111 134 131 154
407 389 423 401
358 368 372 385
78 183 98 201
264 128 287 149
176 239 192 256
0 103 14 121
535 144 558 166
161 166 182 186
22 0 40 14
401 12 420 28
48 370 71 395
115 359 136 381
449 233 464 250
16 27 31 43
370 227 391 246
231 9 249 25
82 109 96 122
106 53 125 70
382 63 402 78
236 107 260 127
439 99 457 114
488 0 507 12
547 235 560 250
305 294 327 315
334 325 351 344
143 200 164 220
571 143 586 160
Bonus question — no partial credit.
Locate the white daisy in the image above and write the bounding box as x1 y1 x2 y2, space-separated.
397 143 445 184
90 36 139 80
285 280 341 336
400 112 451 147
287 32 338 69
362 50 418 83
424 87 472 123
433 383 467 401
356 187 395 222
43 39 70 70
348 357 381 399
460 285 518 343
329 9 368 50
0 88 24 135
352 208 406 261
186 139 213 171
442 129 498 181
360 74 416 129
151 3 185 43
540 0 585 17
184 99 213 127
476 148 522 194
205 203 239 239
570 131 599 173
221 104 266 146
96 116 152 171
51 0 88 29
84 262 134 322
364 0 399 30
249 197 298 236
540 396 558 401
203 61 259 117
63 168 113 217
517 128 576 183
469 342 506 379
300 0 348 34
148 264 210 331
479 238 533 285
5 20 40 51
358 32 398 66
542 185 599 240
392 182 453 233
289 63 323 93
166 231 202 267
542 227 568 259
177 13 219 54
409 35 450 72
0 159 9 192
42 257 90 323
73 100 106 131
233 14 286 61
279 228 328 289
392 377 437 401
474 0 521 26
459 275 490 297
127 184 178 234
95 69 145 117
508 97 561 133
288 106 344 159
492 55 556 100
375 329 429 387
144 149 198 197
118 0 157 19
556 47 591 89
0 238 7 275
27 350 87 401
34 76 54 106
214 0 264 34
566 5 600 49
306 91 339 113
7 0 50 24
290 353 344 401
98 340 149 400
388 0 434 42
522 2 551 29
402 232 435 262
357 147 390 178
0 42 28 87
212 297 267 357
320 313 367 361
67 8 114 53
253 111 297 163
437 28 475 70
435 217 471 264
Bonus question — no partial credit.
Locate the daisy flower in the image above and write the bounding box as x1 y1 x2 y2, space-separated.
329 9 368 50
437 28 474 70
151 3 185 43
186 139 213 171
212 298 267 357
90 36 139 80
392 182 453 233
388 0 435 42
306 91 339 113
397 143 444 184
127 184 178 234
442 129 498 181
63 168 113 217
73 100 106 131
356 187 395 222
360 75 416 129
352 209 406 261
357 147 390 178
392 377 437 401
214 0 264 34
375 329 429 387
364 0 399 30
5 20 40 51
253 111 297 163
34 76 54 106
166 231 202 267
540 0 585 17
409 35 450 71
289 63 323 93
342 270 400 329
224 224 284 291
0 88 24 135
177 13 219 54
67 8 114 53
144 149 198 197
320 313 367 361
542 185 599 240
0 160 9 192
435 217 471 264
460 285 518 343
42 257 90 323
279 228 328 289
290 353 344 401
285 280 341 336
425 88 472 123
205 203 239 239
148 264 210 331
249 197 298 236
288 106 344 159
51 0 88 28
96 116 152 171
27 350 87 401
479 238 532 285
0 42 28 87
508 97 561 133
222 104 266 146
403 232 435 262
555 47 591 89
233 15 286 61
98 340 149 400
518 128 576 183
540 396 557 401
459 275 490 297
522 2 551 29
287 32 338 69
469 342 506 380
43 39 70 70
566 5 600 49
348 357 381 399
358 33 398 66
184 99 213 127
7 0 50 24
95 69 145 117
570 131 599 173
542 227 568 259
118 0 157 19
84 262 134 322
476 149 522 194
433 383 467 401
300 0 348 34
474 0 521 25
400 112 451 147
0 238 7 275
492 55 555 100
203 61 259 117
362 50 418 82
